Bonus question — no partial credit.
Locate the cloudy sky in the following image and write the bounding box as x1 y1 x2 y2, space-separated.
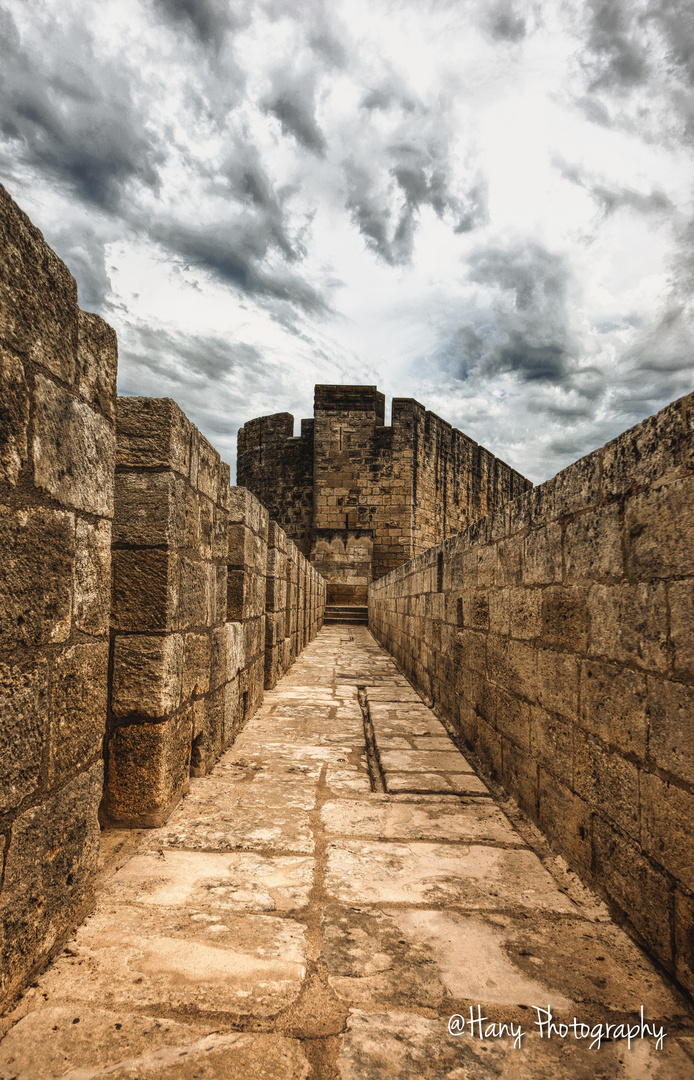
2 0 693 482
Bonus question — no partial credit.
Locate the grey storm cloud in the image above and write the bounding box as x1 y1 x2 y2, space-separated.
151 0 245 44
261 68 327 155
150 217 326 311
451 241 579 385
0 5 161 211
556 160 674 217
584 0 650 90
483 0 527 42
345 124 487 265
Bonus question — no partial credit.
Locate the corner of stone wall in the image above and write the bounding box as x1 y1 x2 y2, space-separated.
0 183 117 1009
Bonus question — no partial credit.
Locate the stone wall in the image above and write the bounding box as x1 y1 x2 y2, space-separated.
0 184 117 1006
0 184 326 1011
369 392 694 996
104 399 325 826
237 385 531 600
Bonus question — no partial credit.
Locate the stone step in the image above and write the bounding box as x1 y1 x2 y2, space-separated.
324 604 369 625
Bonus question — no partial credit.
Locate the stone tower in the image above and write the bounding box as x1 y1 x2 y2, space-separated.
237 385 531 604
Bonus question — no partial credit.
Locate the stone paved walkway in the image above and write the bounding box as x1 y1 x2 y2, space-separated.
1 626 693 1079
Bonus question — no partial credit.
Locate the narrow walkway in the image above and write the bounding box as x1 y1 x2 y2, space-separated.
1 627 693 1079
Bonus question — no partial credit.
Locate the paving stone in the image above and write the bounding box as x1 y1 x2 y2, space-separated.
320 799 523 844
385 771 490 795
0 1007 216 1079
379 749 477 773
337 1010 694 1080
104 849 314 911
325 840 578 912
15 906 307 1020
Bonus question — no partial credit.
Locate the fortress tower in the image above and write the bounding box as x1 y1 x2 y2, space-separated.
237 385 532 604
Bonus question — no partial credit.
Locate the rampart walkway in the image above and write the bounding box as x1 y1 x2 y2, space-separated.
1 627 693 1079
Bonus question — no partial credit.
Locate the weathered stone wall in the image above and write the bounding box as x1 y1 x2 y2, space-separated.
237 385 531 599
236 412 314 557
105 400 326 825
264 523 326 689
0 184 117 1006
369 392 694 996
104 397 236 826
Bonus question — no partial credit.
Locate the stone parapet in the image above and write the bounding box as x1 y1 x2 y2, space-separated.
0 184 117 1008
370 391 694 998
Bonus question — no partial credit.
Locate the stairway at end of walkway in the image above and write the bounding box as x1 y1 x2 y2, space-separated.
1 626 693 1080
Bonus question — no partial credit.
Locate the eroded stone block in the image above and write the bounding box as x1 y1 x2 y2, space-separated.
0 348 28 485
0 505 75 646
0 657 48 811
49 642 108 786
33 374 115 517
111 634 184 720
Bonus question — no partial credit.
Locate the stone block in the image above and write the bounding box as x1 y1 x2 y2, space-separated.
529 705 572 784
494 687 531 751
0 184 79 384
210 625 229 691
507 586 541 640
33 375 115 517
646 678 694 786
670 580 694 679
537 648 578 720
212 506 227 558
0 349 28 485
173 478 200 550
179 556 211 628
462 588 490 631
75 311 118 423
488 636 537 700
456 629 485 675
0 762 102 1005
192 686 225 772
0 658 47 811
593 817 673 966
539 586 588 652
495 536 523 587
551 448 601 517
111 634 184 720
538 769 592 876
111 548 178 632
501 738 537 814
674 887 694 993
626 477 694 579
0 505 75 646
564 503 623 581
197 438 221 503
73 518 111 636
181 632 212 701
49 643 108 786
587 582 668 673
198 496 213 560
116 397 191 476
112 471 176 546
641 772 694 891
579 661 647 759
522 524 562 584
213 564 228 625
602 396 690 496
223 677 241 746
102 712 192 827
225 620 244 679
573 729 640 841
